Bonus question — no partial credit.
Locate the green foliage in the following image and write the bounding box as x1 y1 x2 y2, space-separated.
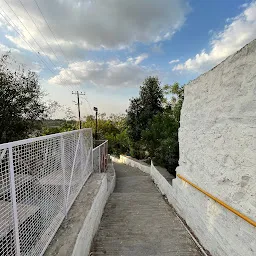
126 98 143 141
105 129 129 156
163 82 184 123
126 78 184 173
41 121 77 135
82 113 129 156
127 76 164 158
142 111 179 173
0 54 47 143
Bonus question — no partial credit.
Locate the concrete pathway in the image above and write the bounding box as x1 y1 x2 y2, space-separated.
90 162 202 256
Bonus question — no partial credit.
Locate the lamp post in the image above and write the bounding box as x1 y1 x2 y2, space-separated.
93 107 98 140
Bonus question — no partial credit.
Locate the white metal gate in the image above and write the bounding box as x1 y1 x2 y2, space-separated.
0 129 93 256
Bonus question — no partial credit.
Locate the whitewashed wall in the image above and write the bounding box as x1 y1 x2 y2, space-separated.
175 39 256 256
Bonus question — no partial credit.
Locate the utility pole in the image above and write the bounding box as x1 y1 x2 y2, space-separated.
72 91 86 129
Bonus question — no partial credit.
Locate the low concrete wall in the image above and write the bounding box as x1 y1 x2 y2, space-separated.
113 155 256 256
111 155 151 174
45 164 116 256
72 163 116 256
72 174 108 256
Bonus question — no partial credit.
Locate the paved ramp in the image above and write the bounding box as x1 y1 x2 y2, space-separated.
90 162 202 256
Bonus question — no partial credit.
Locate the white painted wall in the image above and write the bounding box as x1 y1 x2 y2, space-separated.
179 39 256 221
176 39 256 256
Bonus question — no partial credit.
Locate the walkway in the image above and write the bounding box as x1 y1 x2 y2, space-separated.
90 162 202 256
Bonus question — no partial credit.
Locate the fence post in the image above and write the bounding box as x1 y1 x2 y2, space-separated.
106 141 108 169
104 142 106 172
61 136 67 217
91 130 93 173
80 131 84 178
8 146 21 256
98 146 101 173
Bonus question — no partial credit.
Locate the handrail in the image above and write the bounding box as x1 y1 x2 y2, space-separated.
93 140 108 151
177 174 256 228
0 128 92 149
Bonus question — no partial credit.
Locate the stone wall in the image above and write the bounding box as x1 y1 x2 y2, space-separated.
175 39 256 256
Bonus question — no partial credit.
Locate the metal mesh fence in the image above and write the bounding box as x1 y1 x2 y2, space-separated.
0 129 93 256
93 140 108 173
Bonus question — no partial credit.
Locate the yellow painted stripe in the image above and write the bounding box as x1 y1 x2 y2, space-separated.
177 174 256 228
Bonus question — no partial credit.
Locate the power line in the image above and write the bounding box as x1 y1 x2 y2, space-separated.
21 0 82 89
0 7 77 89
17 0 63 64
1 2 84 95
3 0 60 71
33 0 70 64
0 8 55 75
0 6 73 87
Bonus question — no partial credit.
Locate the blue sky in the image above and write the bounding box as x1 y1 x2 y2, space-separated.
0 0 255 118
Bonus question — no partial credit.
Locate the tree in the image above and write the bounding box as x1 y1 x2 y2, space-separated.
142 110 179 173
126 76 164 158
163 82 184 123
140 76 163 114
126 97 143 142
125 79 184 173
0 54 47 143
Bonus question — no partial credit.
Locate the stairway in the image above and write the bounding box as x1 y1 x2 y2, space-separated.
90 162 203 256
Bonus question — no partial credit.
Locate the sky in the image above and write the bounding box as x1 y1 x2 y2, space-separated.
0 0 256 119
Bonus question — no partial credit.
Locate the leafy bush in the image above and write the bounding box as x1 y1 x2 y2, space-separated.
142 111 179 173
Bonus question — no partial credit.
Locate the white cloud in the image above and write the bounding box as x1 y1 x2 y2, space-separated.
0 0 189 59
239 3 249 9
169 59 180 64
173 1 256 73
134 54 148 65
48 57 154 87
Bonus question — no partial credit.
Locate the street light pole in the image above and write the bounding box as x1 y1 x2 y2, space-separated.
93 107 98 139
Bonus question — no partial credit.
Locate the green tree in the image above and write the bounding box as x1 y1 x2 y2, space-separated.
126 98 143 142
0 55 47 143
127 76 164 158
142 110 179 173
82 113 129 155
163 82 184 123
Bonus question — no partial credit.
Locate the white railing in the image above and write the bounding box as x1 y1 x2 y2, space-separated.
0 129 93 256
93 140 108 173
